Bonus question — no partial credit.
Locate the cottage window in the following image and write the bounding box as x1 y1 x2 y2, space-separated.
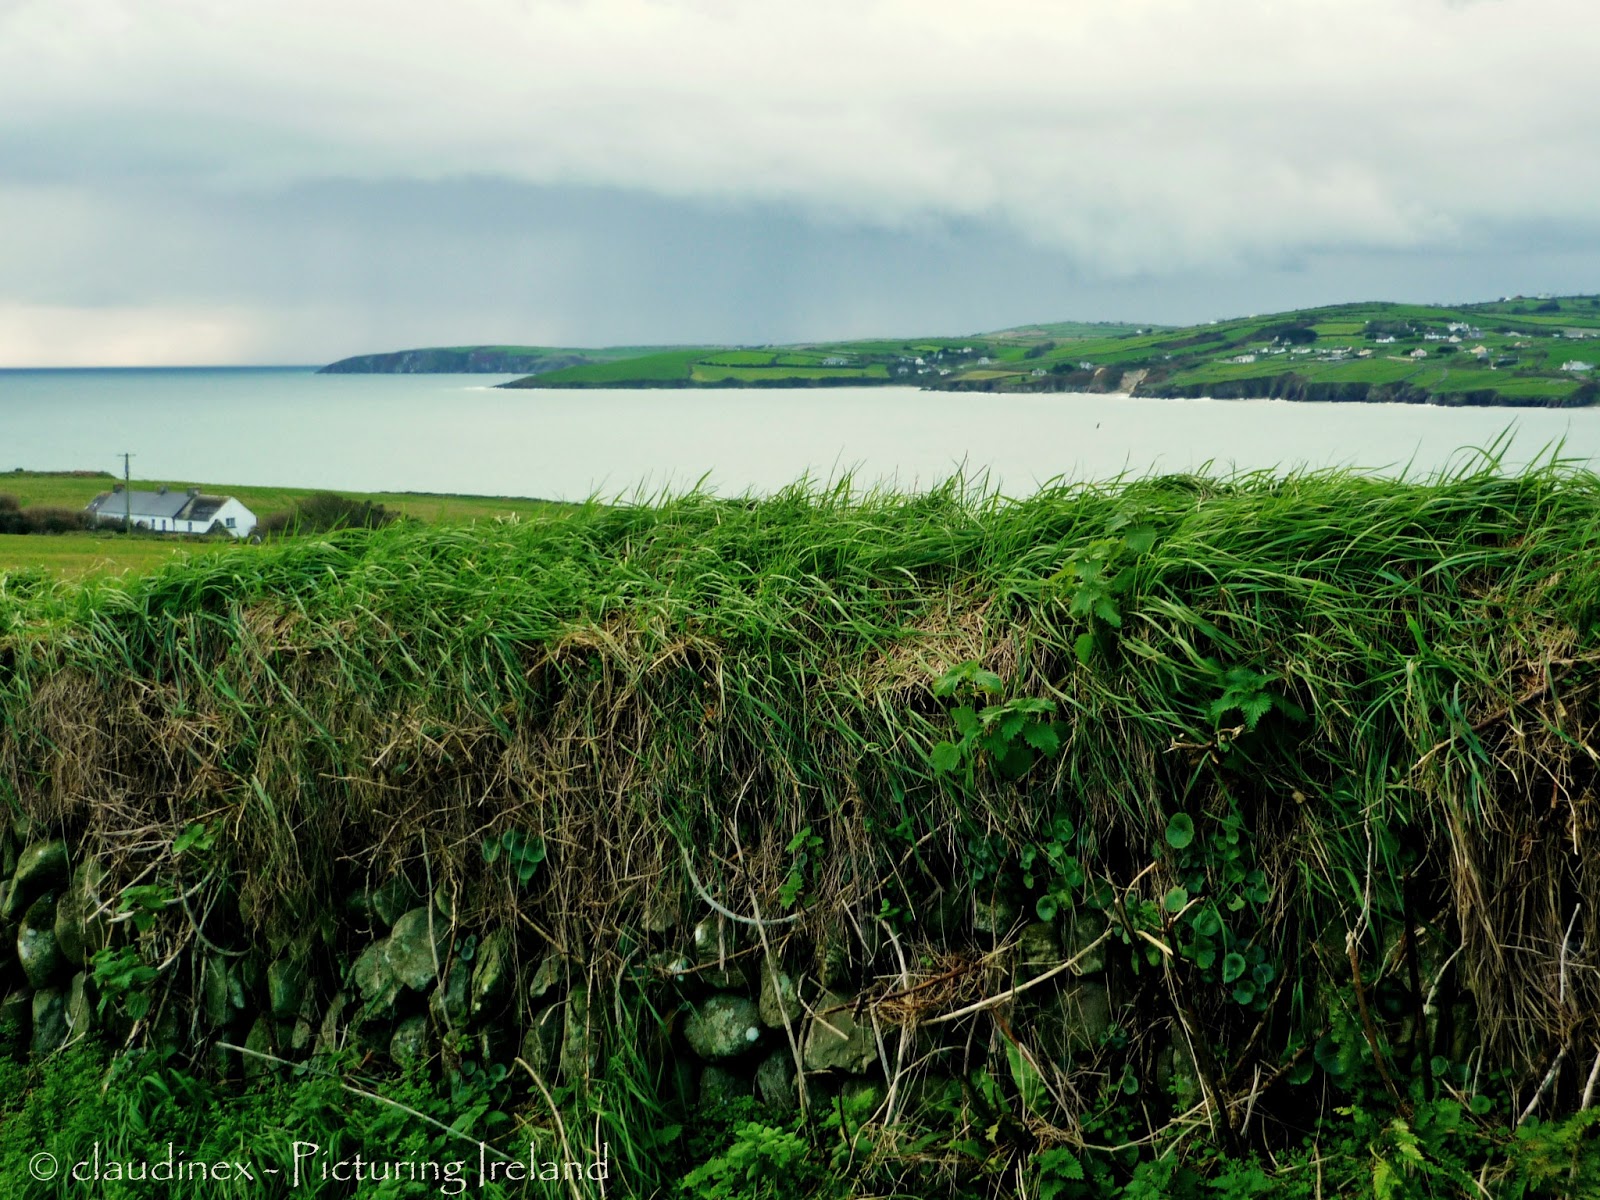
225 517 236 528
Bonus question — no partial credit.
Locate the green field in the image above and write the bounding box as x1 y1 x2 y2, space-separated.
0 471 566 576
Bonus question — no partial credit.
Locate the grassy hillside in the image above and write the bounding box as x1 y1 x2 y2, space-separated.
476 294 1600 405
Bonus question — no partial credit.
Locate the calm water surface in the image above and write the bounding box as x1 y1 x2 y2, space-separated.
4 367 1599 500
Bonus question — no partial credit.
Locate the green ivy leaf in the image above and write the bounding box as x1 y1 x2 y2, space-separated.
1165 814 1195 850
1190 905 1222 937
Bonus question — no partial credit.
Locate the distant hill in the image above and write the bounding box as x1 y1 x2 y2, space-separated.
317 344 674 375
320 296 1600 406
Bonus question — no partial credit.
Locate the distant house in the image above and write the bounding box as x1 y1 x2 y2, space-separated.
1409 348 1429 359
1226 353 1258 365
1469 345 1490 359
1563 360 1595 373
85 487 257 537
821 356 848 366
1375 335 1397 345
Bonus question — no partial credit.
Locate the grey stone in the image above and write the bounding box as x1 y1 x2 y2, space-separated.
560 990 599 1086
754 1049 798 1113
234 951 264 997
520 1004 563 1080
817 937 851 990
642 885 682 934
469 929 513 1021
0 877 25 923
352 940 400 1013
1155 1042 1204 1110
1065 914 1108 975
758 959 801 1029
699 966 748 991
30 987 67 1056
802 990 876 1074
698 1065 750 1107
268 957 309 1020
1019 920 1061 967
202 955 233 1028
12 839 68 897
691 918 724 964
368 877 418 928
430 959 470 1030
64 972 92 1046
53 860 110 967
385 907 446 991
390 1014 431 1066
644 951 693 979
475 1024 514 1065
972 891 1020 937
1037 980 1114 1057
288 993 317 1054
18 894 64 988
314 991 350 1058
243 1015 278 1081
527 953 568 1003
684 993 763 1061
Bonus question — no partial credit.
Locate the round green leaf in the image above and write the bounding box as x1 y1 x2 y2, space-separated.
1164 886 1189 913
1232 981 1256 1005
1165 814 1195 850
1190 906 1222 937
1221 952 1247 984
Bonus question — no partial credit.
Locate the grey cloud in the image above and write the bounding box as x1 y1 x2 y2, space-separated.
1 0 1597 362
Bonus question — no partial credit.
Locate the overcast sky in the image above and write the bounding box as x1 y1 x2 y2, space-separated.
2 0 1597 365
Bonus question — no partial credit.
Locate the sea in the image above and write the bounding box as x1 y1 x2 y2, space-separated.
4 366 1599 501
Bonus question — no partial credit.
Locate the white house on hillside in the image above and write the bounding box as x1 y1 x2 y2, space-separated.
85 487 257 537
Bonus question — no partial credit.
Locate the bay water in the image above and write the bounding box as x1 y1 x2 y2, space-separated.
4 367 1598 501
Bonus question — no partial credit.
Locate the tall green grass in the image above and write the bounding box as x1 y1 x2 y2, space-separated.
5 461 1600 1194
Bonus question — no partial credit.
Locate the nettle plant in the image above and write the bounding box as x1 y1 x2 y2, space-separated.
1050 509 1157 665
928 662 1065 783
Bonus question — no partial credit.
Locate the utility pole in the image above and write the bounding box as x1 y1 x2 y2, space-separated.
120 452 133 533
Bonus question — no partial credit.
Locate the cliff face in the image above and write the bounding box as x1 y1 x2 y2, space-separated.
318 348 593 374
1139 372 1599 409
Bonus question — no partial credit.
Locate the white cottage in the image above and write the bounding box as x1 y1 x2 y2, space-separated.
85 487 257 537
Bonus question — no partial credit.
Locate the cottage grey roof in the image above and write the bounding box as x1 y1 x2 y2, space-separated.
85 490 241 524
86 489 191 520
